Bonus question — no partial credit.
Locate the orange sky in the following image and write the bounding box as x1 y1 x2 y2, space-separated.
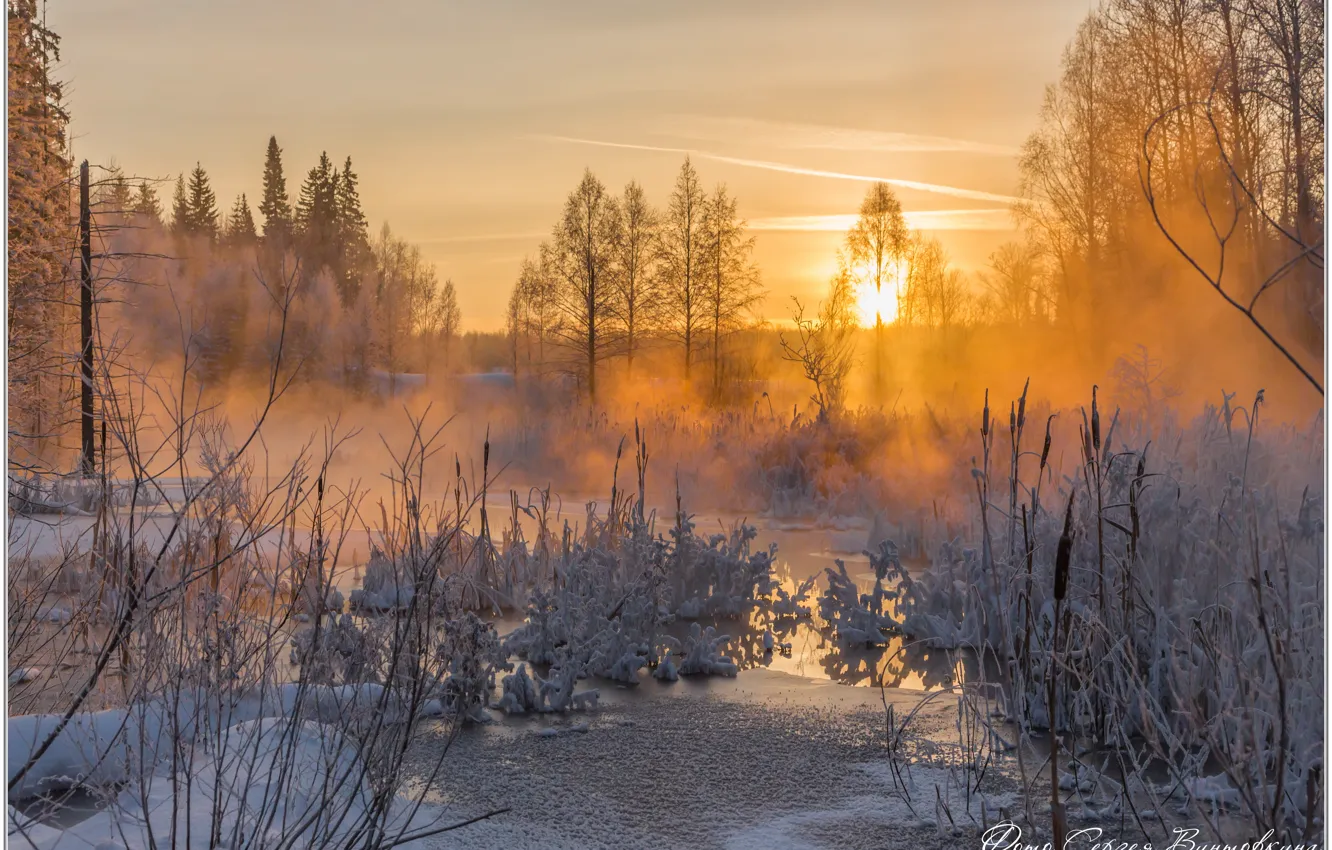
51 0 1092 330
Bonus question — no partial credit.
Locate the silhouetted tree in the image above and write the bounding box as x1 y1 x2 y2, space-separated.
550 169 619 403
170 174 188 235
184 162 219 239
295 151 338 273
660 157 707 384
225 193 257 247
700 183 760 398
258 135 292 246
845 182 907 398
613 180 659 376
133 181 162 226
333 156 370 305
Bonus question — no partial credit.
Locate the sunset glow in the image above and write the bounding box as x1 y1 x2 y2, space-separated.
854 271 902 327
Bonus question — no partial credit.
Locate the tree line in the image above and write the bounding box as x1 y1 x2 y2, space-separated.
505 159 761 403
94 136 463 392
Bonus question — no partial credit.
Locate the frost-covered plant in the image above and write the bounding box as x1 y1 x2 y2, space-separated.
436 613 506 722
677 623 738 677
864 385 1325 843
818 541 904 646
495 660 600 714
670 510 778 620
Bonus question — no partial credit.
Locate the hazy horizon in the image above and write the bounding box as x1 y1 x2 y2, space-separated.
50 0 1092 330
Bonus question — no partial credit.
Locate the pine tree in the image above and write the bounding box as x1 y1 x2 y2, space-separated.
333 156 369 305
185 162 219 239
133 181 162 226
258 135 292 244
226 193 256 246
171 174 188 234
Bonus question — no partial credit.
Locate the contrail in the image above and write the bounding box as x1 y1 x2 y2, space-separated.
533 135 1021 204
749 210 1016 232
665 115 1021 156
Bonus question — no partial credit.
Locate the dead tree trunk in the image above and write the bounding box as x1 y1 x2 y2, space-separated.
80 160 95 476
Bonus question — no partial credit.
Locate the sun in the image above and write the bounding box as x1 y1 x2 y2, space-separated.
852 265 902 327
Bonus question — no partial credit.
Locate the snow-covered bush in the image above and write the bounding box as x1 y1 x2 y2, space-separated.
817 541 906 646
669 514 778 620
676 622 738 677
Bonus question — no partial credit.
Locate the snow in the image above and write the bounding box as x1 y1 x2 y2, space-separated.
8 683 430 799
9 718 444 850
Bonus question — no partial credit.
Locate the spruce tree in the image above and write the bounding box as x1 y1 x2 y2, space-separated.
8 0 72 446
295 151 337 271
133 181 162 225
333 156 369 305
105 169 133 216
258 135 292 244
226 193 256 246
171 174 189 234
185 162 219 238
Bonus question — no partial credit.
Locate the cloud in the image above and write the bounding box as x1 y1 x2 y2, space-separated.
749 209 1016 232
533 135 1021 204
663 115 1021 156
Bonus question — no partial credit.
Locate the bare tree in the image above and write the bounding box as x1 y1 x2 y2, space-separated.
508 250 561 377
700 184 760 400
420 278 461 379
1142 84 1324 395
845 183 907 397
659 157 707 385
979 241 1052 324
371 224 437 393
899 235 969 331
779 262 859 423
549 169 620 403
613 181 660 377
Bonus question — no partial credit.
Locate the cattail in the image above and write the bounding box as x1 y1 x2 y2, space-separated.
1090 385 1101 453
1009 402 1016 436
982 389 990 439
1041 415 1054 470
1055 492 1075 602
1017 378 1029 430
1080 424 1093 467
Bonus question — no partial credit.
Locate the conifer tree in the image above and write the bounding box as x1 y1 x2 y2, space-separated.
103 168 133 216
8 0 72 452
226 193 256 246
295 151 337 271
171 174 189 234
185 162 219 239
133 181 162 225
333 156 369 304
258 135 292 244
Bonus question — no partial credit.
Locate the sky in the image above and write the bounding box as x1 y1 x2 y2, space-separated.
49 0 1092 330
